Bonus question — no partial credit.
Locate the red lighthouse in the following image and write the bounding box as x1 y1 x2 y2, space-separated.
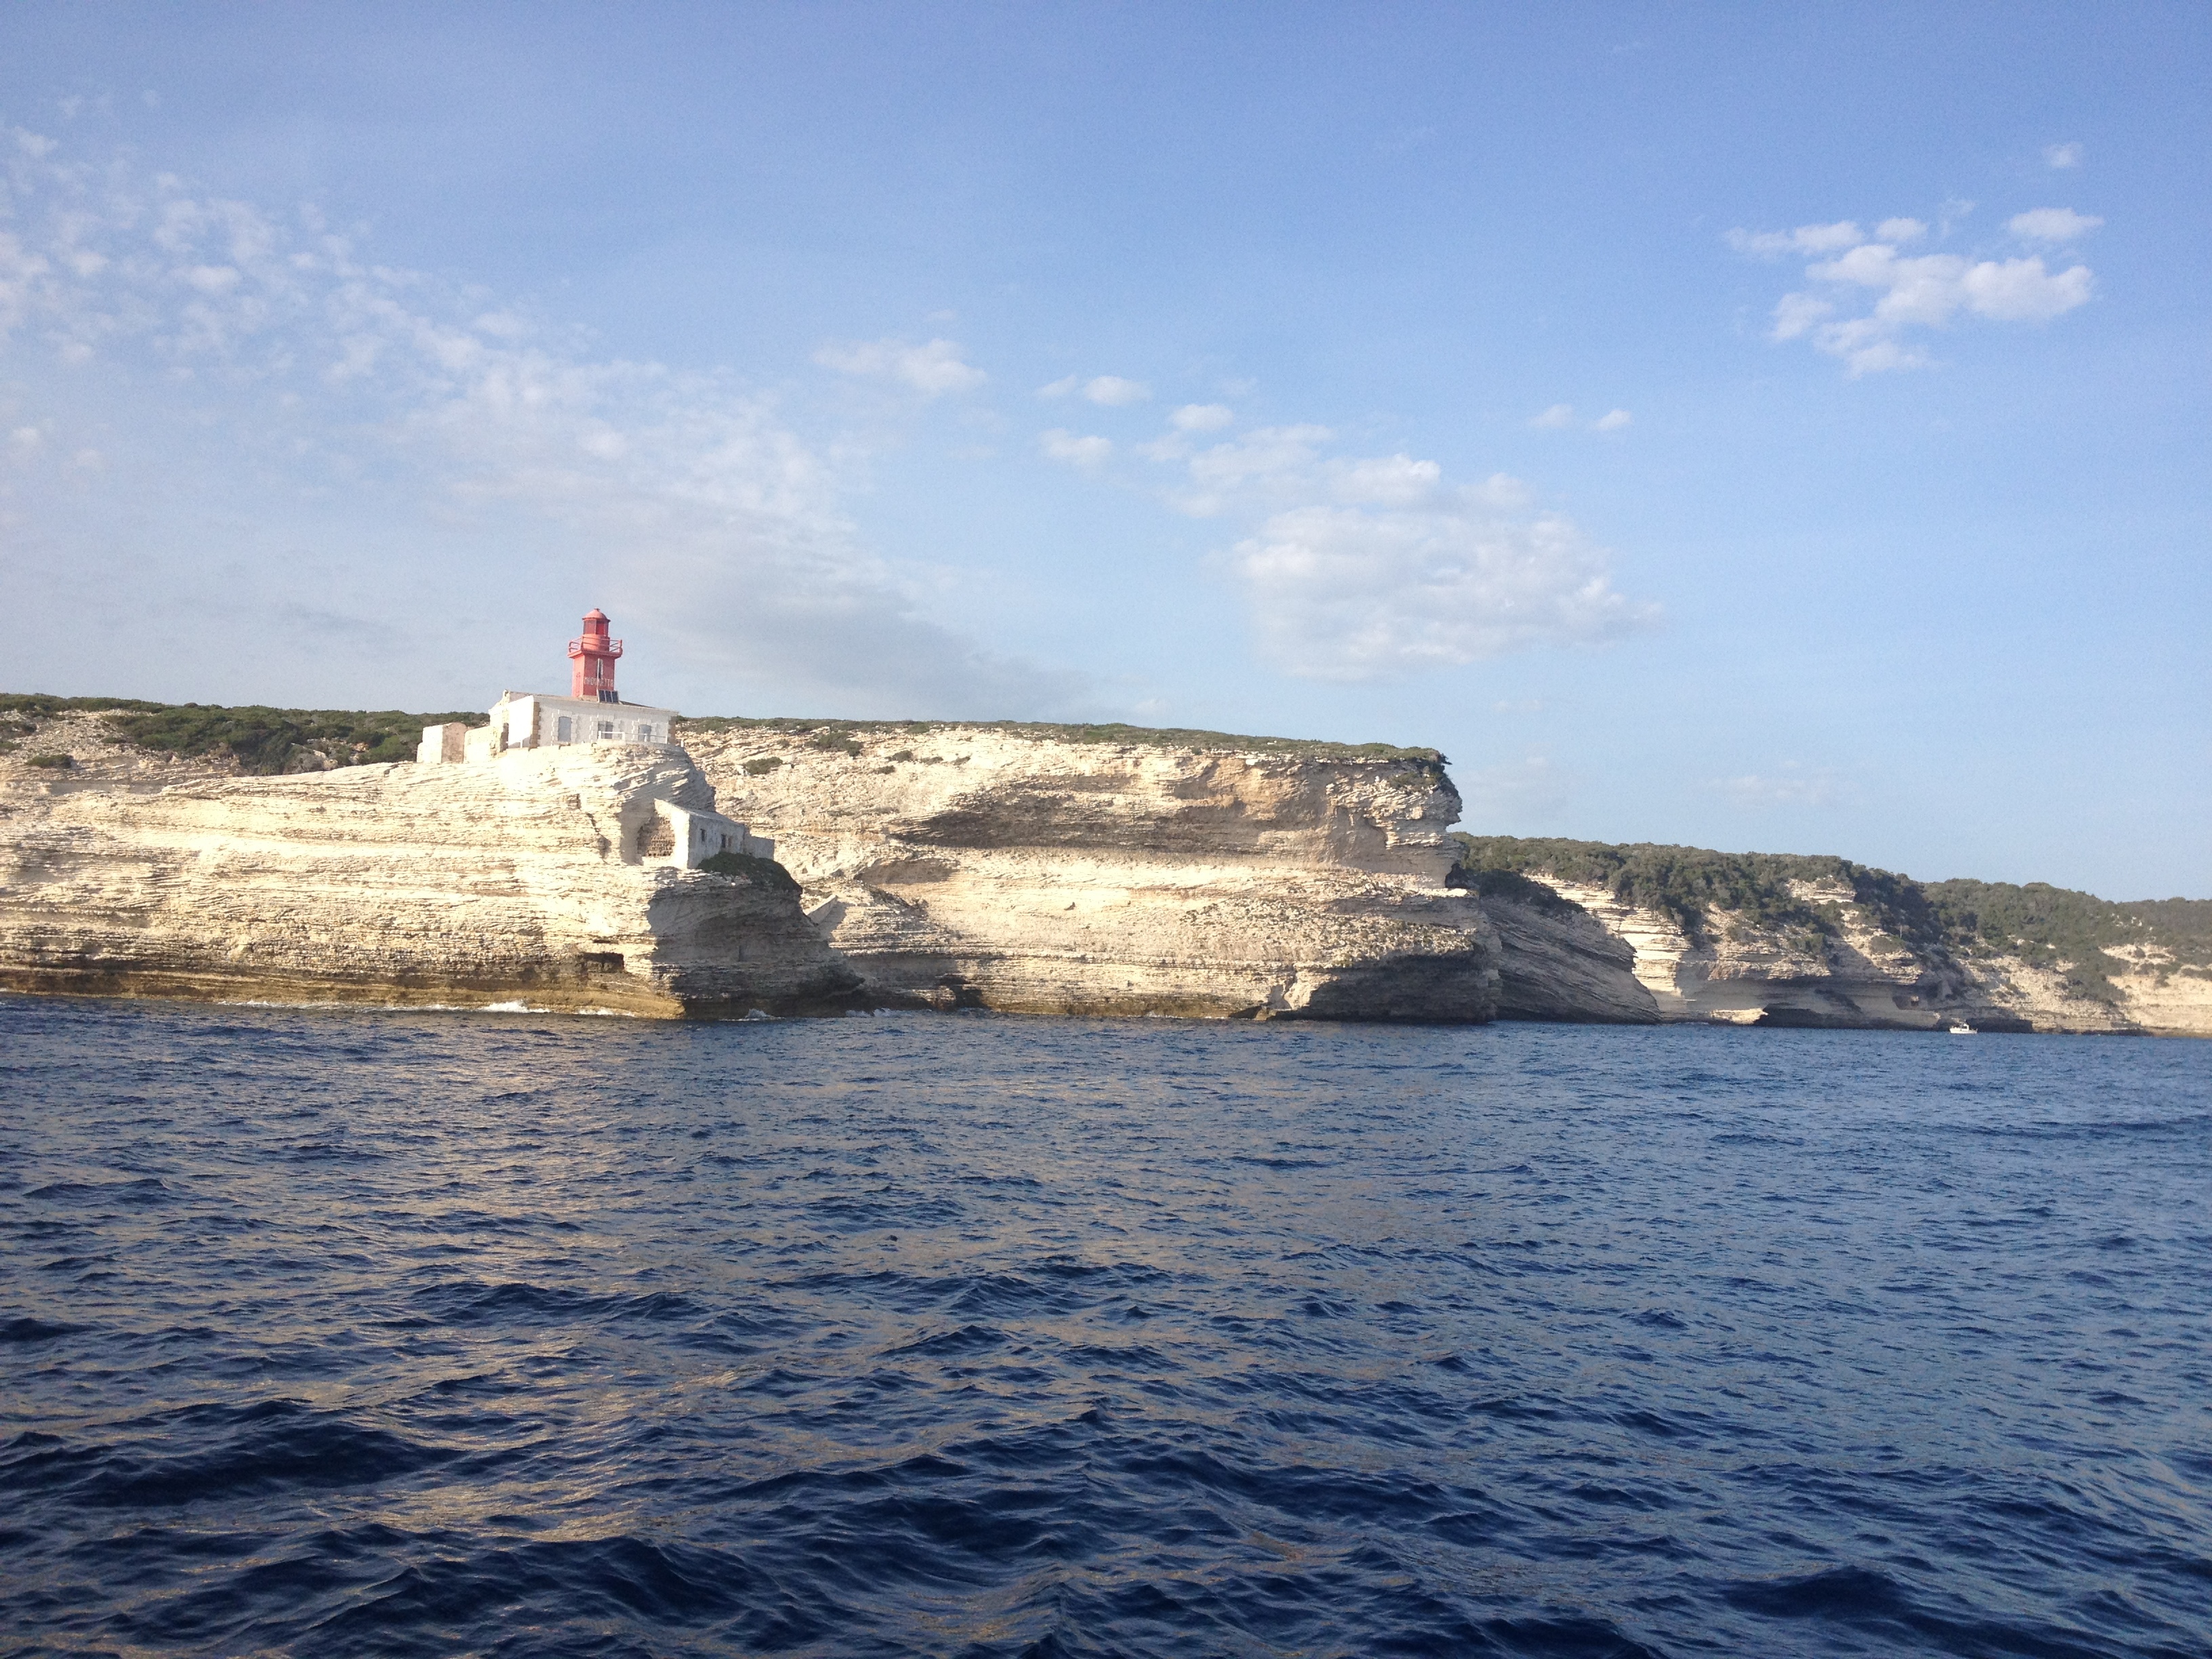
568 609 625 702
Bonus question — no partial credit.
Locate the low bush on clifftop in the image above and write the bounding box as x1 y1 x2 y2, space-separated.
675 714 1444 766
103 703 489 773
1 695 488 775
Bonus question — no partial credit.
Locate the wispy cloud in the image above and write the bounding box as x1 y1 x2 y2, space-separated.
2043 141 2083 169
2007 207 2102 243
1170 402 1233 432
812 335 986 395
1039 428 1112 468
1715 766 1844 809
1726 220 1868 258
0 130 1079 716
1038 372 1150 405
1229 501 1651 682
1080 374 1148 406
1531 403 1629 434
1098 415 1652 680
1731 209 2098 374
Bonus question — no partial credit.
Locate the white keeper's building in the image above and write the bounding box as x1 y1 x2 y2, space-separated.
417 691 680 766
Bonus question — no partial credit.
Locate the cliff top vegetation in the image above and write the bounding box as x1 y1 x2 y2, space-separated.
1454 834 2212 1003
675 714 1445 766
1 694 486 775
7 694 1437 772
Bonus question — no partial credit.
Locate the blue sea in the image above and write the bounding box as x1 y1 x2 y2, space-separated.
2 996 2207 1657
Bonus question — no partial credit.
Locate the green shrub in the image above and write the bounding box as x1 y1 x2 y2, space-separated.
26 752 74 769
1450 835 1847 944
673 712 1443 764
100 703 485 775
741 756 784 775
0 693 168 718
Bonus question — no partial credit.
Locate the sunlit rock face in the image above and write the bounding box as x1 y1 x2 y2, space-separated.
686 726 1500 1023
0 745 859 1017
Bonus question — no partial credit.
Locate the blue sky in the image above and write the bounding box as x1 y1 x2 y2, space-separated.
3 3 2206 897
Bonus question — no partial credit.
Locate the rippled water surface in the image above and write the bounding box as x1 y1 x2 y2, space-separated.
3 997 2209 1657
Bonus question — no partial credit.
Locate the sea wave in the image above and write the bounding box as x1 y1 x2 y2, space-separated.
1 998 2207 1656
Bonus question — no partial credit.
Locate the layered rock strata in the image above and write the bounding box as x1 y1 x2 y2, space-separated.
685 725 1500 1021
1474 872 2212 1037
1456 880 1658 1023
0 743 858 1017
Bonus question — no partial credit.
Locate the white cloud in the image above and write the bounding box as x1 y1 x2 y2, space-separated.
1231 499 1654 681
1330 454 1440 505
1170 402 1233 432
2044 141 2083 169
1531 403 1629 434
1039 428 1113 468
1769 292 1833 341
1038 373 1150 405
1716 767 1843 809
2008 207 2103 243
1082 374 1149 406
813 335 986 395
1734 211 2097 374
1094 403 1647 678
1174 424 1333 514
1727 221 1864 258
0 131 1084 716
1729 218 1933 259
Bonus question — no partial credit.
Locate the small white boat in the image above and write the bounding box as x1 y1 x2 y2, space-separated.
1948 1023 1976 1035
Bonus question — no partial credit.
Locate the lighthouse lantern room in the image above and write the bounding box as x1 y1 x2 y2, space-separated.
569 609 624 702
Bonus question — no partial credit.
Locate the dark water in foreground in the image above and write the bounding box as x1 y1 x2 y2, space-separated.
2 999 2208 1658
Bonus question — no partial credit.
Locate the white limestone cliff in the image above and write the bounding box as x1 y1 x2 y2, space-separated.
0 738 858 1017
683 724 1500 1021
1475 870 2212 1038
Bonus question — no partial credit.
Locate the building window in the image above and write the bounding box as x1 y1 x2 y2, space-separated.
597 720 615 740
638 724 655 743
556 716 573 743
